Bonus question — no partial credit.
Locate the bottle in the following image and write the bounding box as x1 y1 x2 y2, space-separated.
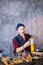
30 37 35 52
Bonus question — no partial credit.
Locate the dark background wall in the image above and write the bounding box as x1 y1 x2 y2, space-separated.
0 0 43 55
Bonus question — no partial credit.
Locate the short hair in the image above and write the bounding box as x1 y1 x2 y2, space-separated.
16 23 25 30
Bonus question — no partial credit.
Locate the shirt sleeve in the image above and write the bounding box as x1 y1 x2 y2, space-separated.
12 39 18 52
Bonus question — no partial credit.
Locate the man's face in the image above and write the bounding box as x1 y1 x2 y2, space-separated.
18 26 25 35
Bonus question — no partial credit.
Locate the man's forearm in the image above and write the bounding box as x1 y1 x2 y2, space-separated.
16 41 30 53
16 45 25 53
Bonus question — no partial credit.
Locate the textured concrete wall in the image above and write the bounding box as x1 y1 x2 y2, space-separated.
0 0 43 55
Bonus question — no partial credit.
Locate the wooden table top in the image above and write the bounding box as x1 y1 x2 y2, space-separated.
2 52 43 65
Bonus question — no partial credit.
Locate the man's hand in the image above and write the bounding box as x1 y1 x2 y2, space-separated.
23 41 30 48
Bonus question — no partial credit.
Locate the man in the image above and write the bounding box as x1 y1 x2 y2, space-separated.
12 23 32 53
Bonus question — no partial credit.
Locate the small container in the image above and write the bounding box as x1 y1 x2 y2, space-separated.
36 47 39 52
0 53 2 58
17 53 22 59
30 37 35 52
2 53 9 58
